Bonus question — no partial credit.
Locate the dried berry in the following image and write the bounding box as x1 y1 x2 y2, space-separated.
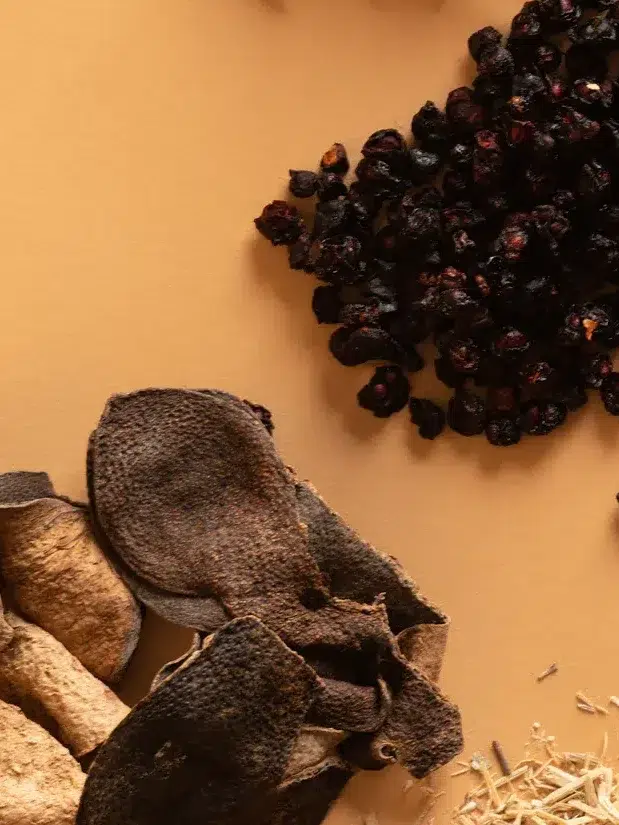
321 142 350 175
329 326 401 367
312 285 342 324
288 232 313 272
477 45 515 77
468 26 503 61
357 365 410 418
485 417 522 446
601 372 619 414
409 148 442 184
519 400 567 434
288 170 319 199
447 390 486 436
409 398 445 440
361 129 407 160
411 101 449 153
255 201 304 246
309 235 364 284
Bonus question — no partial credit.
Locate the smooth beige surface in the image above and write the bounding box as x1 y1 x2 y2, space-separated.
1 1 618 822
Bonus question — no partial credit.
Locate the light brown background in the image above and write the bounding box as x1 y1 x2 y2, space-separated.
1 1 618 822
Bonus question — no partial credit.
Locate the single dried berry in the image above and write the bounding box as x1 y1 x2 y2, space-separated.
468 26 503 60
288 170 319 199
320 142 350 175
411 101 449 153
477 45 515 77
446 337 481 374
329 326 401 367
519 400 567 434
357 365 410 418
309 235 364 284
485 417 521 446
580 352 612 388
317 172 348 202
409 398 445 440
447 390 486 436
288 232 313 272
255 200 304 246
361 129 407 160
409 148 441 184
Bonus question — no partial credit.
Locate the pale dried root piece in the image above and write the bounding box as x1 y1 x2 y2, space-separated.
77 617 322 825
0 698 85 825
0 471 141 683
0 612 129 758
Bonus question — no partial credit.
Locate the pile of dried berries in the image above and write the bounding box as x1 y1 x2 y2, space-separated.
256 0 619 446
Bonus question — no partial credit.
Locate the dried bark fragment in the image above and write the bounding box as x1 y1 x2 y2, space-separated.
77 617 321 825
0 471 141 683
0 698 85 825
0 612 129 758
0 595 13 652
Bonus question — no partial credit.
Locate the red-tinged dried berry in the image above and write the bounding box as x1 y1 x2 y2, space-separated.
288 233 313 272
519 360 558 395
255 200 304 246
494 224 530 262
446 87 485 133
361 129 407 160
311 285 342 324
487 386 518 414
357 365 410 418
329 325 402 367
485 416 522 446
601 372 619 414
563 304 611 344
493 328 531 358
538 0 582 31
519 399 567 434
288 170 319 199
534 42 562 71
448 390 486 436
510 6 543 41
580 351 613 388
572 78 615 110
320 142 349 175
409 397 446 439
446 337 481 374
309 235 364 284
477 45 515 77
468 26 503 61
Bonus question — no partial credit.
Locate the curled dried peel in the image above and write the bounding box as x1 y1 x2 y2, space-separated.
77 617 323 825
0 698 85 825
0 471 141 683
0 612 129 758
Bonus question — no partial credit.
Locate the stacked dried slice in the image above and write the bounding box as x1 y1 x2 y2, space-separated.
79 387 463 824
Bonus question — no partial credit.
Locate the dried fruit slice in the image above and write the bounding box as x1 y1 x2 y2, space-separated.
77 617 322 825
0 612 129 758
0 698 85 825
0 471 141 683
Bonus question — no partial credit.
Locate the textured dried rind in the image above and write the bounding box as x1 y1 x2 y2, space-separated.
257 760 353 825
0 471 141 683
77 617 321 825
0 612 129 758
0 698 85 825
0 595 13 652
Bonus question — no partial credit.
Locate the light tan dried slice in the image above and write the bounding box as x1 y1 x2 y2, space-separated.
0 698 85 825
0 612 129 758
77 617 322 825
0 471 141 683
0 595 13 652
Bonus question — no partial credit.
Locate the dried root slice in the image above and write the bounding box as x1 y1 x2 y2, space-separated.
0 698 85 825
0 612 129 758
0 471 141 683
0 595 13 652
77 617 322 825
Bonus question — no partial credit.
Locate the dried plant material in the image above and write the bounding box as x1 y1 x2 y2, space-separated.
492 741 511 777
0 698 85 825
452 730 619 825
577 702 596 714
610 696 619 709
0 612 129 758
0 595 13 652
77 617 322 825
307 677 391 733
576 692 596 710
537 663 558 683
0 471 140 683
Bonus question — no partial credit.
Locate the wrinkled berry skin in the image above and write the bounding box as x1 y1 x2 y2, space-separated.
601 373 619 414
358 365 410 417
321 143 350 175
519 400 567 435
486 417 521 446
289 170 319 199
255 201 304 245
409 398 446 439
448 390 486 436
329 326 401 367
468 26 503 60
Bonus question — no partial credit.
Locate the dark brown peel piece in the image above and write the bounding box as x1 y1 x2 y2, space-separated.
0 472 141 683
77 617 321 825
307 676 391 733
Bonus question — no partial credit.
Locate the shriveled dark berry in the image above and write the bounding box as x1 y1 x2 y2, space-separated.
411 101 449 153
409 397 445 440
309 235 364 284
519 360 558 395
288 170 319 199
317 172 348 201
485 417 521 446
601 372 619 414
312 285 342 324
320 143 349 175
493 328 530 358
288 233 313 272
468 26 502 61
255 200 304 246
329 325 401 367
446 337 481 373
477 45 515 77
409 148 442 184
538 0 582 32
361 129 407 160
357 365 410 418
448 390 486 436
519 400 567 434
